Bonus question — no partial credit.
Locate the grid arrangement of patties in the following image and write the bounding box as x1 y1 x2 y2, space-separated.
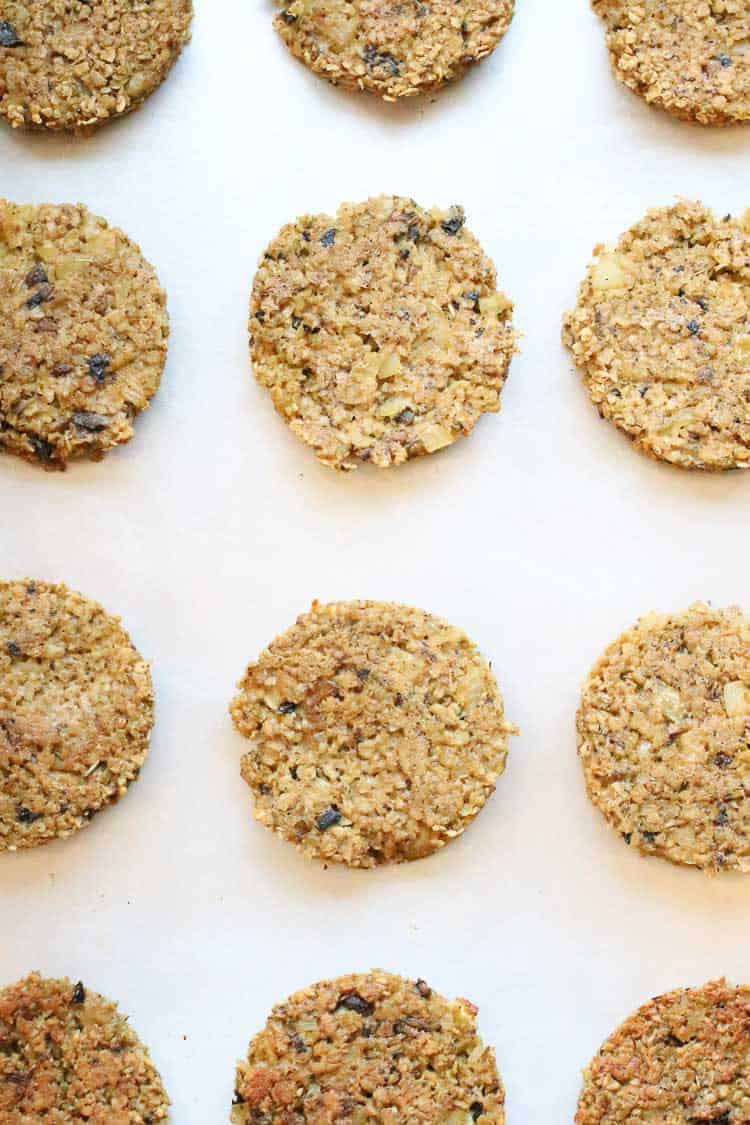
0 579 154 851
232 970 505 1123
230 599 517 867
250 195 517 471
0 200 169 469
272 0 515 99
0 0 193 131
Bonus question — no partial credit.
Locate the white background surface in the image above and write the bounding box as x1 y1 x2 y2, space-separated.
2 1 750 1120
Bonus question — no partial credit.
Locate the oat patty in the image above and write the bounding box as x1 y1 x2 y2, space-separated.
230 600 516 867
250 195 517 471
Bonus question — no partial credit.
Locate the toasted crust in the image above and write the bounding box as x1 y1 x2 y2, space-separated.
593 0 750 125
273 0 514 99
233 970 504 1124
0 0 192 131
250 195 517 471
576 979 750 1123
578 603 750 873
0 579 154 851
563 201 750 471
230 600 516 867
0 201 168 469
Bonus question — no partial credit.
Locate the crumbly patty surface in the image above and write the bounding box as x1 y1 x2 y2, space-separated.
273 0 514 99
0 579 154 851
576 979 750 1123
230 600 515 867
578 603 750 873
593 0 750 125
250 195 517 471
0 972 169 1123
563 201 750 470
0 200 168 469
233 970 504 1124
0 0 192 131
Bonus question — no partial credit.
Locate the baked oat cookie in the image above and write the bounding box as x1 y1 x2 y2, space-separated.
578 603 750 873
273 0 515 99
593 0 750 125
232 970 505 1124
0 0 192 132
230 600 516 867
0 579 154 851
250 195 517 471
563 201 750 470
577 979 750 1123
0 200 168 469
0 972 169 1122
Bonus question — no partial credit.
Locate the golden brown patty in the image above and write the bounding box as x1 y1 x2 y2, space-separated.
563 201 750 470
593 0 750 125
0 0 193 131
0 972 170 1123
0 200 168 469
0 579 154 851
578 603 750 873
250 195 517 471
233 970 505 1124
273 0 515 99
576 979 750 1123
230 600 516 867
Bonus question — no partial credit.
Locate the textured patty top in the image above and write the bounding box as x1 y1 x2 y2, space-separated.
593 0 750 125
577 979 750 1123
563 201 750 470
0 972 170 1123
0 0 193 131
273 0 515 99
0 200 168 468
250 195 517 471
578 603 750 873
230 600 516 867
0 579 154 851
233 970 505 1124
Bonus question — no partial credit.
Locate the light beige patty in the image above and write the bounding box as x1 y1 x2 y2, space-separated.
0 0 193 131
577 979 750 1123
273 0 515 99
578 603 750 873
0 579 154 851
230 600 516 867
563 201 750 470
0 972 169 1123
250 195 517 471
0 200 168 469
233 970 505 1124
593 0 750 125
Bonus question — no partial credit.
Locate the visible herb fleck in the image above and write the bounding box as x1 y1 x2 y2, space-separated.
687 319 700 336
696 297 709 312
717 54 732 67
714 806 729 827
26 284 53 309
441 207 465 236
714 752 733 769
72 412 109 431
302 230 311 242
336 992 374 1016
278 701 297 714
395 408 415 425
470 1104 484 1121
25 264 48 287
16 807 40 824
362 46 400 76
356 668 370 682
72 982 86 1005
255 309 266 323
316 806 342 831
279 9 297 23
87 353 111 382
320 228 336 248
622 832 632 845
641 830 657 844
289 1032 307 1053
6 642 21 658
29 435 53 462
0 21 23 47
292 315 303 330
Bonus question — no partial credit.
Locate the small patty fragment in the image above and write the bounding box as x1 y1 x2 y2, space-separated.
578 603 750 873
0 0 193 131
0 200 169 469
273 0 515 99
563 201 750 470
232 970 505 1124
593 0 750 125
230 600 517 867
0 579 154 851
577 980 750 1123
0 972 170 1122
250 195 517 471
